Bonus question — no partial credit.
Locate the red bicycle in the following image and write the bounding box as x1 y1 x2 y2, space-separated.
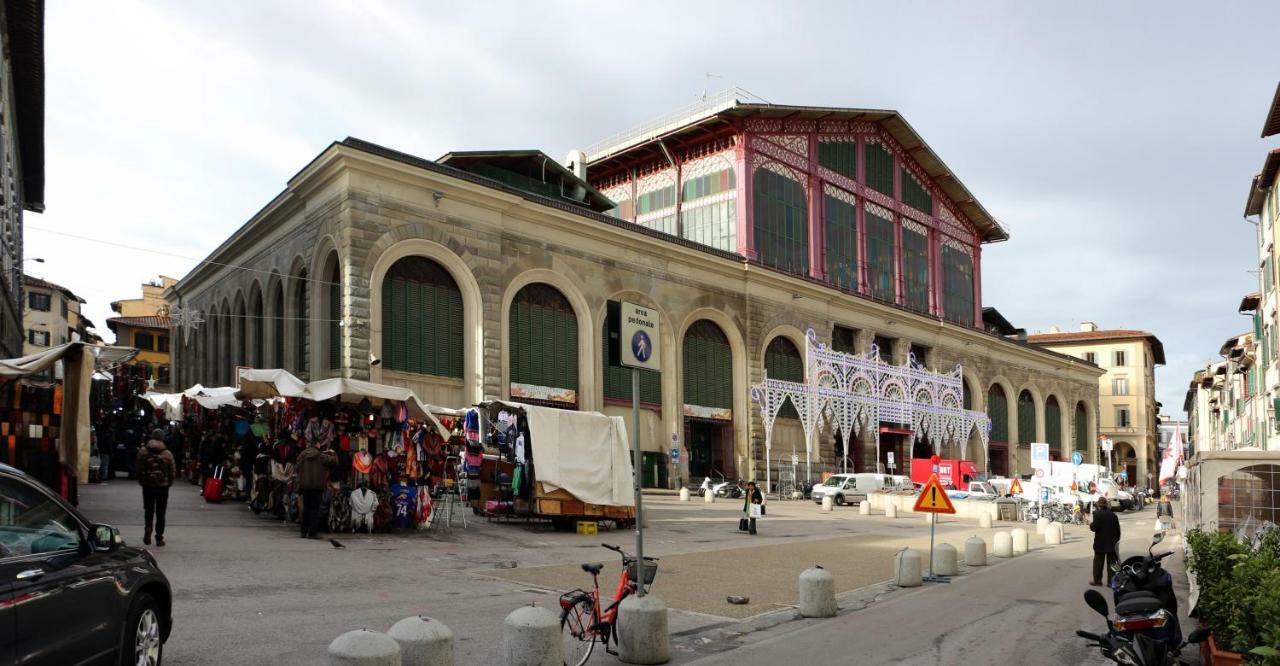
559 543 658 665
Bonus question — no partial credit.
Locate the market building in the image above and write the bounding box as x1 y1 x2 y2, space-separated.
0 0 45 360
1028 324 1165 486
22 274 91 354
107 275 176 391
168 94 1103 486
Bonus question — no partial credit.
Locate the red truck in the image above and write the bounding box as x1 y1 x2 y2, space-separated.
910 458 981 489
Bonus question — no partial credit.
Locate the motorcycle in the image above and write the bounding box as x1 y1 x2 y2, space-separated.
696 477 742 499
1077 588 1206 665
1109 532 1182 651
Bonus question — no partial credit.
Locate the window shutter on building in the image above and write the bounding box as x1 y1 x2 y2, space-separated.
766 337 804 419
1017 392 1035 446
1075 403 1087 452
329 275 341 370
753 168 809 275
942 245 975 326
902 225 929 313
824 193 857 291
988 386 1009 442
865 207 895 302
864 141 894 196
1045 399 1061 449
510 285 578 393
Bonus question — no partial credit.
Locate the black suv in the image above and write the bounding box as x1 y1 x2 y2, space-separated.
0 463 172 665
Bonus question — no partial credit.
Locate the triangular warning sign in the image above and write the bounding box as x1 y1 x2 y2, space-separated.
913 473 957 514
1009 478 1024 496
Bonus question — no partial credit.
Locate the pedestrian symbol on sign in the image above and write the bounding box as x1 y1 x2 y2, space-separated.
632 331 652 363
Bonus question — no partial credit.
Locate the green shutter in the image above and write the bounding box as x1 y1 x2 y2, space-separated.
866 207 895 301
902 225 929 313
1075 404 1087 452
824 193 857 291
817 142 858 181
766 340 803 419
329 279 341 370
684 325 732 410
864 141 894 196
1045 401 1061 449
753 168 808 275
900 166 932 213
602 326 661 404
1017 393 1035 446
942 246 975 326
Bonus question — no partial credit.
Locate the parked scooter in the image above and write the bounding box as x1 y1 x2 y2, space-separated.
1077 588 1206 665
1109 532 1182 651
696 477 742 499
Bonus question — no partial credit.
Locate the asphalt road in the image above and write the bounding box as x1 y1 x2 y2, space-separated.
76 481 1193 665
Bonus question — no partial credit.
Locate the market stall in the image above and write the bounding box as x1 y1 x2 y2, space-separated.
0 342 137 498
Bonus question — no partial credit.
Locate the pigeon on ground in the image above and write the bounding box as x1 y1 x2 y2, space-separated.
330 538 346 549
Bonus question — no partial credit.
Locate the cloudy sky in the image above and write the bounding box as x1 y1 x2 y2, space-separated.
27 1 1279 414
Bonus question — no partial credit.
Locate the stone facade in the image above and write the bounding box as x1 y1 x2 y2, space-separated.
170 140 1103 486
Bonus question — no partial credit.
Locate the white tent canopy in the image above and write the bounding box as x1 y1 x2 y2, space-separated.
496 400 635 507
237 368 306 399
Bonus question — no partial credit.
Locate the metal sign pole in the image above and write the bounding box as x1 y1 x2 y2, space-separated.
633 367 644 597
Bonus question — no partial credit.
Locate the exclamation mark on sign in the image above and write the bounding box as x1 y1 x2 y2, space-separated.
931 487 937 505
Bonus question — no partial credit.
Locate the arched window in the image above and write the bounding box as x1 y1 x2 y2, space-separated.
250 287 263 368
381 257 463 378
294 271 309 375
272 282 284 368
602 322 661 405
753 168 808 275
135 331 154 351
328 259 341 370
1075 402 1088 452
987 385 1008 442
1045 396 1061 453
765 336 803 418
510 283 578 407
219 303 231 385
1018 390 1036 446
683 320 732 411
234 296 246 368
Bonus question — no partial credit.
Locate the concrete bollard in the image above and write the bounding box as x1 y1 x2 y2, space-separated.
859 501 871 516
502 605 562 666
1035 517 1049 535
1045 522 1064 545
388 616 452 666
821 494 833 512
704 488 714 503
679 487 690 502
798 566 838 618
894 549 923 587
617 594 670 665
932 543 958 576
979 513 992 529
965 536 987 566
1011 528 1029 554
329 629 402 666
993 531 1013 558
885 502 898 519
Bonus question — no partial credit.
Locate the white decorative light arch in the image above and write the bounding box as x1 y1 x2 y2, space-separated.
751 329 991 491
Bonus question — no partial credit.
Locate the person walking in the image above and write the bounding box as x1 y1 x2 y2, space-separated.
295 440 337 539
1089 497 1121 586
1156 494 1175 531
136 429 176 547
742 480 764 535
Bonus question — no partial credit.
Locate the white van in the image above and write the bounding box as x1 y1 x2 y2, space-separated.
811 473 884 505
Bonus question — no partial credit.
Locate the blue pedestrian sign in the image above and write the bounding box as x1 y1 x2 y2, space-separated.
670 447 679 463
1041 487 1051 502
1072 451 1084 466
632 331 652 363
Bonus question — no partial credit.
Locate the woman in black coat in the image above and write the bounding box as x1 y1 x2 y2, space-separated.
741 481 764 535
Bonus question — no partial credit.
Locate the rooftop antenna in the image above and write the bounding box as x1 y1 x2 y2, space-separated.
700 73 723 101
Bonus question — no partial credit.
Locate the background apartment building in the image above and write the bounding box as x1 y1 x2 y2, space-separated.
1030 323 1165 486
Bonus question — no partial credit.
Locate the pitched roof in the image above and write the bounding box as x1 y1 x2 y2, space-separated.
583 94 1010 243
22 274 83 302
1245 149 1280 216
1264 82 1280 138
106 315 170 333
435 150 615 212
1026 329 1166 365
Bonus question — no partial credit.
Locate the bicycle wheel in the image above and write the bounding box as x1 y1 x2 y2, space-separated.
561 596 597 666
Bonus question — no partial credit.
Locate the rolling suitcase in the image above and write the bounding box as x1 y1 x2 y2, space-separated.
203 466 225 503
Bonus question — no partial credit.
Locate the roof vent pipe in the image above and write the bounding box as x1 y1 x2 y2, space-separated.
564 150 587 181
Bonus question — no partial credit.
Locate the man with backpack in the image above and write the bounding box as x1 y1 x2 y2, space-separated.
295 439 337 539
137 429 177 547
